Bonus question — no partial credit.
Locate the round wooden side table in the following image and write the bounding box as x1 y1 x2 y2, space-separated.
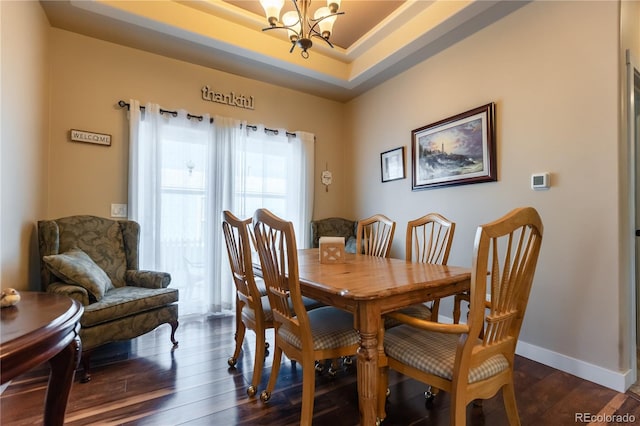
1 291 83 426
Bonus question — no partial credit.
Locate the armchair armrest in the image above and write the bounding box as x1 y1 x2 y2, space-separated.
385 312 470 334
126 270 172 289
47 282 90 306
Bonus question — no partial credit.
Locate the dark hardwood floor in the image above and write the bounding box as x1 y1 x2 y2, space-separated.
2 314 639 425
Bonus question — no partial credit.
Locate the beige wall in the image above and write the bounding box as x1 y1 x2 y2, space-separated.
0 1 50 291
47 29 349 221
347 1 626 387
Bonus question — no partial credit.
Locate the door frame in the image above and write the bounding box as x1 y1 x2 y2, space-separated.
627 49 639 387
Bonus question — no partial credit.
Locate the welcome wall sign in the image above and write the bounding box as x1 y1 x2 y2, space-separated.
69 129 112 146
201 85 255 110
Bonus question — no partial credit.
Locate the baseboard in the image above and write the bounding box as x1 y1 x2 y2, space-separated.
515 340 631 393
438 314 632 393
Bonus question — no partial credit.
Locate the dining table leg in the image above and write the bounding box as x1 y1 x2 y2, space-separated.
355 302 381 425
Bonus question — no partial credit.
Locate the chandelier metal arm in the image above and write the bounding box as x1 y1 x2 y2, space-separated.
311 33 334 49
308 11 344 40
261 11 344 40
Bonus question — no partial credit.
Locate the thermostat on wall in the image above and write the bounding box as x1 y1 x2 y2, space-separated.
531 173 550 190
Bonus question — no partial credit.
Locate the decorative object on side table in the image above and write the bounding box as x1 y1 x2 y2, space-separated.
1 288 20 308
411 102 496 190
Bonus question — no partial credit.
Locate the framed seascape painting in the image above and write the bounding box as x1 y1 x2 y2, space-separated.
381 146 405 182
411 103 496 191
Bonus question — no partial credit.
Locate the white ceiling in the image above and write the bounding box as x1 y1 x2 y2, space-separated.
40 0 528 102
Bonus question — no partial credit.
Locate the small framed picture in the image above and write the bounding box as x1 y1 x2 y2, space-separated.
381 146 405 183
411 103 496 190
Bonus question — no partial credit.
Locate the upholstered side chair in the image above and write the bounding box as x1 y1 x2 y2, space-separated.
38 215 179 382
310 217 358 254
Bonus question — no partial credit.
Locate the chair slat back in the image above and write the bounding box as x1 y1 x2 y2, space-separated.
356 214 396 258
468 207 543 351
253 209 308 333
405 213 455 265
222 211 262 311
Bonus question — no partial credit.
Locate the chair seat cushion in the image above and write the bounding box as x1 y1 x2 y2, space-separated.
242 294 274 323
384 325 509 384
43 248 114 302
258 278 323 309
384 303 432 328
243 292 321 324
300 296 324 311
256 278 268 296
81 285 178 327
279 306 359 351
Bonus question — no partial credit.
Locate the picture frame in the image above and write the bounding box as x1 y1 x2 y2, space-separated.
411 103 496 191
381 146 405 182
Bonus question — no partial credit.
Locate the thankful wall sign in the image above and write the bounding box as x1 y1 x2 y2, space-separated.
201 86 255 110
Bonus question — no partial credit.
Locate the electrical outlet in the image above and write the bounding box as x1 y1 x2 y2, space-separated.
111 203 127 218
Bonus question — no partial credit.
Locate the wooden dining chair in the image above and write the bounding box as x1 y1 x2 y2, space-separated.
252 208 360 425
356 214 396 258
404 212 456 321
377 207 543 425
383 213 456 330
222 210 274 397
381 213 456 400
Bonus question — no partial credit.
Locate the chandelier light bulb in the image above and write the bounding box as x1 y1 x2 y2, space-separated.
282 10 301 42
314 6 336 39
260 0 285 26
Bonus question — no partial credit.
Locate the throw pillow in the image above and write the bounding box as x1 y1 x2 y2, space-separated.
43 248 113 302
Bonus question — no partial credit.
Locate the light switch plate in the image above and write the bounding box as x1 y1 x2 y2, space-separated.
111 203 127 218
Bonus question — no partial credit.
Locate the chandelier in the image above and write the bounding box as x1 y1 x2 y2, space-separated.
259 0 344 59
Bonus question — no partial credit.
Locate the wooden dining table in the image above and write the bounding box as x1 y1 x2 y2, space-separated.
258 248 471 425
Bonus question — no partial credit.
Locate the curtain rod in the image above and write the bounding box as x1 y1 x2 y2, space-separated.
117 100 295 137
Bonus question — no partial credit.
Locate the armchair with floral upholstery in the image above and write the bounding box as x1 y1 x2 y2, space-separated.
37 215 179 382
310 217 358 253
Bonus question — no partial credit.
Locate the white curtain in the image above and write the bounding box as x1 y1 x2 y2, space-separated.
128 100 314 316
292 131 315 248
232 126 315 249
205 115 245 313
